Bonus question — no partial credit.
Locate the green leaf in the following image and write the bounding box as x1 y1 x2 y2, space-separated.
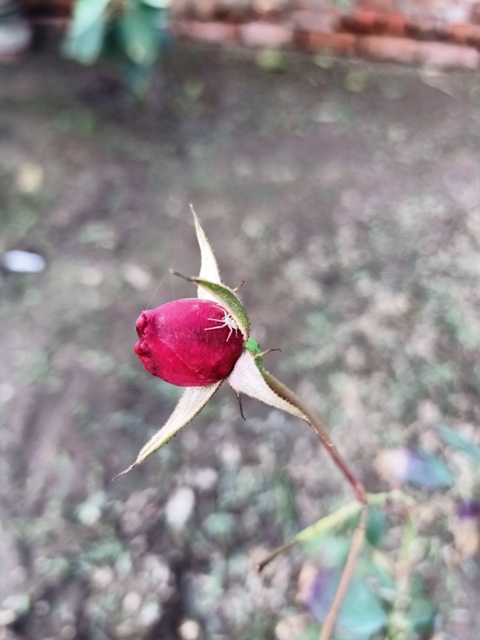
406 449 454 489
245 337 263 366
244 337 261 354
308 570 388 639
116 382 222 476
120 3 159 66
256 49 288 72
141 0 170 7
407 596 437 636
437 425 480 465
63 0 111 64
365 507 388 548
124 59 155 98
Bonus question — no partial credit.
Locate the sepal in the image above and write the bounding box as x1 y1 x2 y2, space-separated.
116 382 222 476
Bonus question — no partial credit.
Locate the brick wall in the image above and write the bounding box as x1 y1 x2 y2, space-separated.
24 0 480 68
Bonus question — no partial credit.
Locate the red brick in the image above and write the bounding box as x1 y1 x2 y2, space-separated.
446 22 480 45
382 13 408 36
356 0 400 12
342 11 378 33
291 9 341 35
416 41 480 68
471 2 480 25
449 22 473 44
252 0 289 19
406 17 447 40
190 0 217 21
239 21 293 48
466 24 480 44
173 20 238 44
357 35 418 63
299 31 357 55
342 11 407 36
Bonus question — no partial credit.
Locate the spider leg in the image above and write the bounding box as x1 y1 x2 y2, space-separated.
204 317 227 331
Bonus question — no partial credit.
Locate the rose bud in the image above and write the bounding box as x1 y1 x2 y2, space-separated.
134 298 244 387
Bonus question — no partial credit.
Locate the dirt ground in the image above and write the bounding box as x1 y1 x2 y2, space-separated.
1 38 480 640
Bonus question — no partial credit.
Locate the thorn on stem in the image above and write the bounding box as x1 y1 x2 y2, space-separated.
233 280 245 292
237 393 246 420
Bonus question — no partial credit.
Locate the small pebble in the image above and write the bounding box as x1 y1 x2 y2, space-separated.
165 487 195 530
2 250 45 273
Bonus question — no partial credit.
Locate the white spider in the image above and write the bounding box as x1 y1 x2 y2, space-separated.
204 311 239 341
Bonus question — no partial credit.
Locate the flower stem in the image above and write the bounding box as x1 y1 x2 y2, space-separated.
261 369 367 504
257 491 412 572
320 506 368 640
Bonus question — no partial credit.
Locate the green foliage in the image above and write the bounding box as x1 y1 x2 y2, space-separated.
437 425 480 465
405 449 454 490
62 0 110 64
63 0 171 95
365 507 388 547
301 530 438 640
311 572 388 639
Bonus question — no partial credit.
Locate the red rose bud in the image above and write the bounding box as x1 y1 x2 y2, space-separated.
134 298 244 387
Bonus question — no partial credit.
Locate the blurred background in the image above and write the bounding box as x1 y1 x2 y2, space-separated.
2 1 480 639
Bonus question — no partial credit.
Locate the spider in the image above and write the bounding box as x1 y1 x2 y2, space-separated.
204 310 239 341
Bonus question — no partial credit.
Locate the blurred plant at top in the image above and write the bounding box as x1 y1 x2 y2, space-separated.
63 0 171 96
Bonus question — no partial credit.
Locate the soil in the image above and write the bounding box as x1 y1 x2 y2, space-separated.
1 37 480 640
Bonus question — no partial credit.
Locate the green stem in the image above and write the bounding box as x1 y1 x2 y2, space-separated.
262 368 367 504
256 491 413 573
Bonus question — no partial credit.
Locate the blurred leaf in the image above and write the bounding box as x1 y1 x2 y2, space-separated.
407 596 437 636
406 449 453 489
63 0 111 64
304 534 352 566
437 425 480 464
125 59 155 98
365 507 388 548
375 448 453 490
120 3 159 66
357 555 395 593
300 623 324 640
142 0 170 6
256 50 288 72
306 569 388 639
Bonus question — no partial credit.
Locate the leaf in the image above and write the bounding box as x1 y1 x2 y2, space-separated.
62 0 111 64
124 58 155 98
227 351 306 421
306 569 388 639
437 425 480 465
141 0 170 6
405 449 453 489
407 596 437 637
365 507 388 548
374 448 453 490
116 382 222 476
120 2 159 66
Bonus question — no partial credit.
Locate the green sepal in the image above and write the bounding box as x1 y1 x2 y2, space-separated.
192 277 250 340
245 337 263 367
